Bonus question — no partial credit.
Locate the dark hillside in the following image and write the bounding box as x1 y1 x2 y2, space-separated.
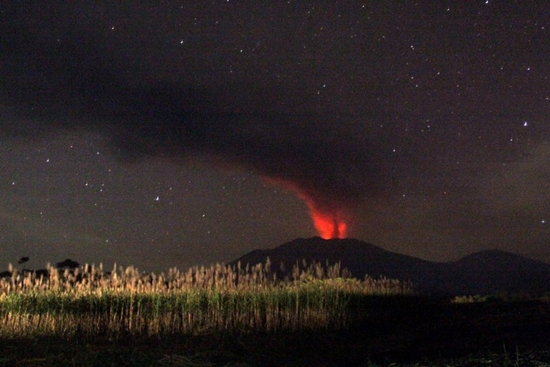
232 237 550 296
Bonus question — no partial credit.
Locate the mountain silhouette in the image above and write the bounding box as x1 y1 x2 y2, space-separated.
231 237 550 296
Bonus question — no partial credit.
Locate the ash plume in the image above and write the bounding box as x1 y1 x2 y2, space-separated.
0 5 382 235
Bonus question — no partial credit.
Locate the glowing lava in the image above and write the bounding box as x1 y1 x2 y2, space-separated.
265 177 349 239
310 209 347 239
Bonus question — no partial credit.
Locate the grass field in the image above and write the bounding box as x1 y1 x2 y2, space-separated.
1 260 549 366
0 260 412 339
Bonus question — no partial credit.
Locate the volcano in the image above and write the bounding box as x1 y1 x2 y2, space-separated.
230 237 550 296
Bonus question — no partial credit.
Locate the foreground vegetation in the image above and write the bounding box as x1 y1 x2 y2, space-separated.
0 259 413 339
2 260 549 366
1 296 549 366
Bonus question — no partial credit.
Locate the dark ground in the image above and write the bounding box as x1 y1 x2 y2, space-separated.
1 297 550 366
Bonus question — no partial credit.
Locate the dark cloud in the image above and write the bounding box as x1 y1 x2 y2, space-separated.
2 1 549 265
0 3 382 234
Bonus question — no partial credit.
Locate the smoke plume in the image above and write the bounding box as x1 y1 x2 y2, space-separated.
0 6 380 237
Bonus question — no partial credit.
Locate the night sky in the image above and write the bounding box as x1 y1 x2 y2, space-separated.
1 1 549 272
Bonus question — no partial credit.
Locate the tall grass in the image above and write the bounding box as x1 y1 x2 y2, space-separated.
0 259 414 338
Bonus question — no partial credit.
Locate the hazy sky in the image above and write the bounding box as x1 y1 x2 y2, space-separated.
1 1 549 271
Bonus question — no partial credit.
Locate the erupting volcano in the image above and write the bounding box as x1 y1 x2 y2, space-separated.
309 209 347 239
267 178 350 239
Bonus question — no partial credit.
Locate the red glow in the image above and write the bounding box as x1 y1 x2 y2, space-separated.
264 177 349 239
311 210 347 239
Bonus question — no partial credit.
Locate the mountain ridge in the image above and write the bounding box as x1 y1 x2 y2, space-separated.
231 237 550 296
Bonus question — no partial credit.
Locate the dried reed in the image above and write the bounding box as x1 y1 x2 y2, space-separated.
0 259 414 338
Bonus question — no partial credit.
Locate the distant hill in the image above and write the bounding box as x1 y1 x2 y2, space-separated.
231 237 550 296
452 249 550 295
